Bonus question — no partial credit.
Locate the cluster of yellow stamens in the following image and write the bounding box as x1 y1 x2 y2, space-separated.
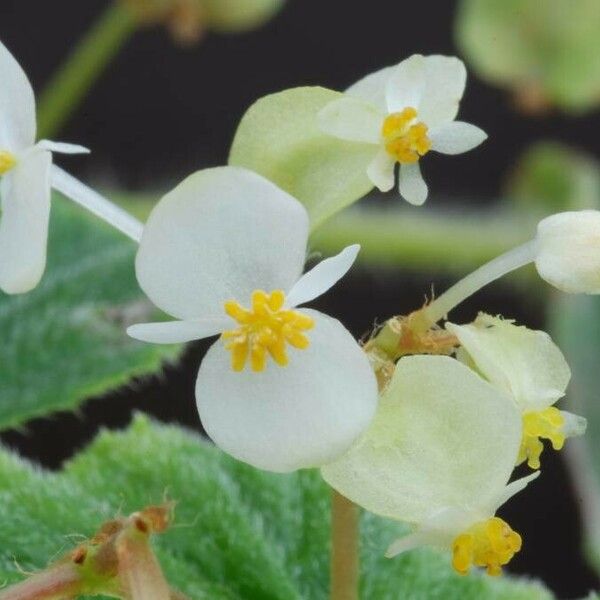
222 290 314 372
381 107 431 164
518 407 565 469
0 150 17 175
452 517 522 576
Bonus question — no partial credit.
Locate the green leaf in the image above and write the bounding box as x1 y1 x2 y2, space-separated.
0 197 178 430
549 294 600 573
506 142 600 216
229 87 376 230
0 415 553 599
455 0 600 114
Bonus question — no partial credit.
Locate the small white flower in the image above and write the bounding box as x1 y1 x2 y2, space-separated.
317 54 487 206
0 41 88 294
446 314 587 469
322 355 537 576
534 210 600 294
128 166 378 472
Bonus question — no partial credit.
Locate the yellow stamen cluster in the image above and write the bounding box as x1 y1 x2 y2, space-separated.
452 517 522 576
222 290 314 372
518 407 565 469
0 150 17 175
381 107 431 164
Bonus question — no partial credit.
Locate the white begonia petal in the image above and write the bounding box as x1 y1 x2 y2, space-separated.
0 40 36 151
482 472 540 517
535 210 600 294
367 149 396 192
196 309 378 472
398 163 428 205
385 54 426 113
127 318 231 344
346 65 395 111
0 149 51 294
286 244 360 308
561 410 587 439
386 507 483 558
136 167 309 321
428 122 487 155
318 97 383 144
446 314 571 412
416 56 467 128
36 140 90 155
321 355 521 523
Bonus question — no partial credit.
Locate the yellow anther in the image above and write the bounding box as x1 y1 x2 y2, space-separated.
381 107 431 164
518 407 565 469
0 150 17 175
452 517 522 577
222 290 315 372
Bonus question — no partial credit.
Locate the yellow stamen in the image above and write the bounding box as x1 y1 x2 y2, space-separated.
452 517 522 577
518 407 565 469
381 107 431 164
222 290 314 372
0 150 17 175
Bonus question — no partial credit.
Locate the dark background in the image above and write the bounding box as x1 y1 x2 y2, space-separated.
1 1 599 598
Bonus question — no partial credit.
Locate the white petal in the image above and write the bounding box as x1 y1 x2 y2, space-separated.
416 56 467 128
0 149 51 294
366 149 396 192
136 167 309 320
0 40 36 151
37 140 90 155
127 318 230 344
429 122 487 155
398 162 428 205
446 314 571 412
385 54 426 113
483 472 540 517
346 65 395 111
196 310 378 472
535 210 600 294
386 507 482 557
318 97 383 144
321 356 521 523
561 410 587 439
286 244 360 308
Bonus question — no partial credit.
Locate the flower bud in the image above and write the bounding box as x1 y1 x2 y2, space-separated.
535 210 600 294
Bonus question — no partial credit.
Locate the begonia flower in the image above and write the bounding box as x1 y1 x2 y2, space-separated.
128 166 378 472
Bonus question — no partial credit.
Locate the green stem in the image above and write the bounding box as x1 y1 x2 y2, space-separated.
37 2 137 139
311 208 529 273
330 490 359 600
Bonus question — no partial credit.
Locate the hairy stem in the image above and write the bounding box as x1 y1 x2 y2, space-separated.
330 490 359 600
37 2 137 138
0 564 82 600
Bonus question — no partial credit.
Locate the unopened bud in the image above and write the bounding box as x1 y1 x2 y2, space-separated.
535 210 600 294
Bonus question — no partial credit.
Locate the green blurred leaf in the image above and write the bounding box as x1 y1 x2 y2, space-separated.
507 142 600 215
229 87 375 230
550 294 600 574
0 415 553 599
456 0 600 114
0 197 178 431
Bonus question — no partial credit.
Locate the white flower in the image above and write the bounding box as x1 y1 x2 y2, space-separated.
0 40 88 294
322 355 537 576
446 313 586 469
128 166 378 472
534 210 600 294
317 54 487 206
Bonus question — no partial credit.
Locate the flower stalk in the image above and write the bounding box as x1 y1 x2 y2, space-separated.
50 165 144 243
37 2 137 138
330 490 359 600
